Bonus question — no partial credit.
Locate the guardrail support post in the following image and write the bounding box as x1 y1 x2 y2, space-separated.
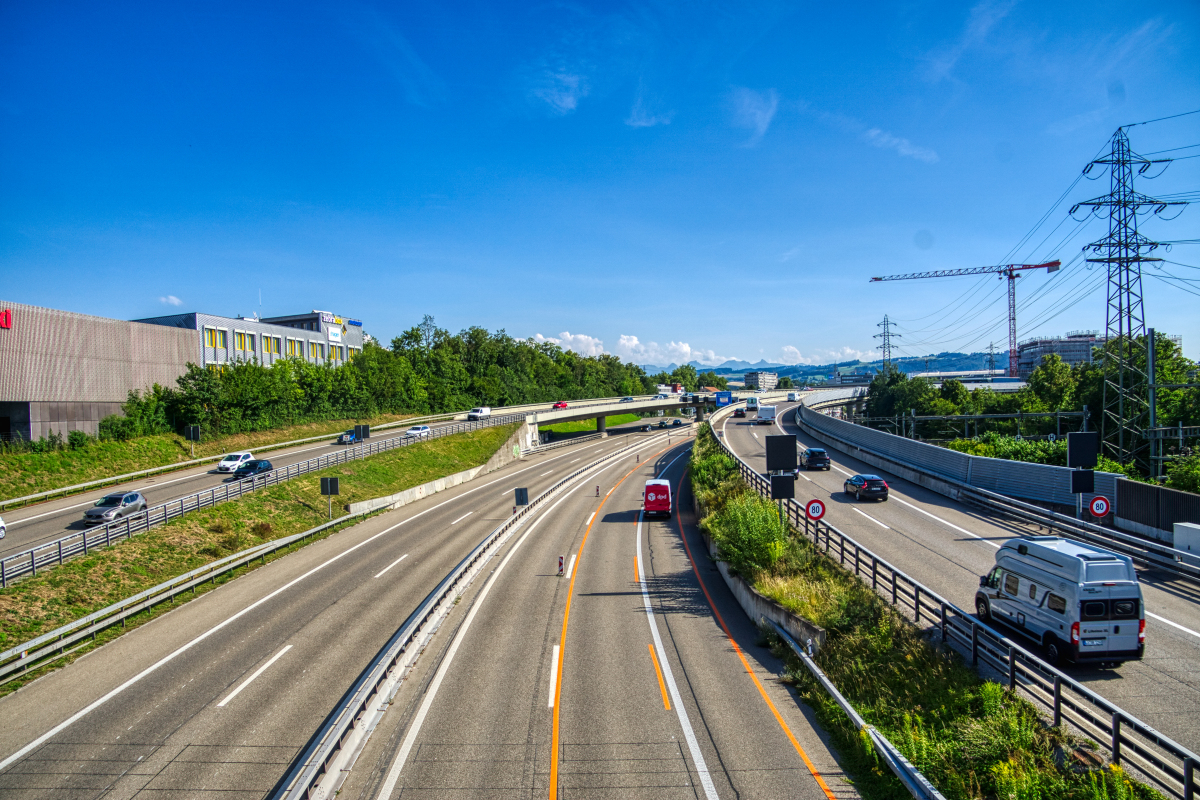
914 586 920 623
1052 676 1062 727
871 557 877 590
971 623 979 665
940 603 948 642
30 550 36 577
1008 646 1017 690
1112 713 1122 765
1184 757 1195 800
891 571 897 605
58 541 63 565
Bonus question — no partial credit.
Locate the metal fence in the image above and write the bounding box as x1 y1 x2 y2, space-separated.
1118 480 1200 533
0 413 527 587
711 408 1200 799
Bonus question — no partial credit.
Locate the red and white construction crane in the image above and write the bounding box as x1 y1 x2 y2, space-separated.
869 261 1061 378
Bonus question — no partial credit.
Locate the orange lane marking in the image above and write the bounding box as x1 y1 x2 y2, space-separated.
671 468 838 800
633 556 638 583
548 439 679 800
648 643 671 710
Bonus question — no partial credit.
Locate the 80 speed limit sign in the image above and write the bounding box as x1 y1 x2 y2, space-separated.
805 499 826 520
1089 495 1111 517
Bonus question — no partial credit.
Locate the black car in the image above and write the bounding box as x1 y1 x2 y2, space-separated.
233 459 274 479
657 420 669 429
672 418 684 427
844 474 888 501
801 448 831 470
639 423 651 432
733 408 746 418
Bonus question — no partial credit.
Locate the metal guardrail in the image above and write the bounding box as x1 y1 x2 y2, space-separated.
522 432 606 455
0 413 527 587
794 397 1200 584
272 431 675 800
709 405 1200 800
0 514 364 684
769 621 946 800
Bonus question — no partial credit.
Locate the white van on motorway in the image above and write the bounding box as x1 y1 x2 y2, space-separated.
756 405 777 425
976 537 1145 666
745 396 759 413
467 407 491 420
787 392 799 402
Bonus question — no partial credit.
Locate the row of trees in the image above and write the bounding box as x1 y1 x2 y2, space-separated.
101 317 725 441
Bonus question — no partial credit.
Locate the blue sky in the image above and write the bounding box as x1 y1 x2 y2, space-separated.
2 1 1198 366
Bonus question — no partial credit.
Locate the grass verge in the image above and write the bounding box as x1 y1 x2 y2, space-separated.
0 423 518 697
690 422 1162 800
0 412 417 503
538 414 641 434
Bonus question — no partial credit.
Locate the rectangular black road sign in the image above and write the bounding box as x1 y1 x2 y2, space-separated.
185 425 200 441
766 435 797 472
354 424 370 439
1071 469 1095 495
1067 431 1099 469
770 474 795 500
320 477 340 496
514 487 529 506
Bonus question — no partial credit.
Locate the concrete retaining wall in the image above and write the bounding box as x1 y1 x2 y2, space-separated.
347 421 528 515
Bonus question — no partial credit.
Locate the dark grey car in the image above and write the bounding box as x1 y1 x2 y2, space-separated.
84 491 147 526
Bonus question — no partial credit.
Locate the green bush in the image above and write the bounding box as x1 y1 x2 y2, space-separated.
1166 455 1200 494
67 430 91 450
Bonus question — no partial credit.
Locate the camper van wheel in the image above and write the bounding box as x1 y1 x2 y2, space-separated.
1043 636 1062 666
975 598 991 622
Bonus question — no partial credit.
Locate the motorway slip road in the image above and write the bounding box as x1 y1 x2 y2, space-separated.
0 432 664 798
340 433 856 799
725 402 1200 754
0 419 481 559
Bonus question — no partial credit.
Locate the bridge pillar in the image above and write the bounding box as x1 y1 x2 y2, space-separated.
695 404 705 422
597 415 607 437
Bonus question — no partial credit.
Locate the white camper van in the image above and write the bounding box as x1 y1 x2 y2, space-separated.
976 537 1144 666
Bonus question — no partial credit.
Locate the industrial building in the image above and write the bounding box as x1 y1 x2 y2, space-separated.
743 371 778 390
0 300 364 443
1016 331 1104 379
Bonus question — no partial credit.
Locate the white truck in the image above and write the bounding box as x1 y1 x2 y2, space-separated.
467 407 491 420
745 396 759 413
976 537 1145 666
756 405 777 425
787 391 799 402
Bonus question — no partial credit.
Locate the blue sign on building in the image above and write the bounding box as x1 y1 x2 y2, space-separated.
715 391 733 407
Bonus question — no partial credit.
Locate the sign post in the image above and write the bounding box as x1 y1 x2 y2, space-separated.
320 477 340 520
185 425 201 458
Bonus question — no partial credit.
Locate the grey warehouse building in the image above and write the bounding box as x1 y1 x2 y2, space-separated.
0 301 365 442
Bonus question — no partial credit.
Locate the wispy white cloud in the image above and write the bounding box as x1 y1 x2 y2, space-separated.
614 335 734 367
730 87 778 146
530 71 590 115
344 6 446 107
779 246 803 263
533 331 605 357
862 128 940 163
625 89 673 128
924 0 1018 82
159 295 184 306
779 345 874 366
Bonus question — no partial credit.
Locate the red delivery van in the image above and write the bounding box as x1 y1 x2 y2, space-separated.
644 479 672 518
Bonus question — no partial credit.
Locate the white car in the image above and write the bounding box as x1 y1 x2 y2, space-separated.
404 425 433 438
0 515 5 539
217 452 254 473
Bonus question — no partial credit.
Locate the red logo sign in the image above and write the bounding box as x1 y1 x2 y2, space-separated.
1089 496 1111 517
805 499 826 520
0 309 11 329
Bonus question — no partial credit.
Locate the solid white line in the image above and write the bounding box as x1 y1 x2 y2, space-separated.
565 554 576 580
451 511 473 525
218 645 292 707
606 488 613 497
0 444 602 772
548 645 560 707
636 510 720 800
586 512 595 525
852 508 890 529
374 553 409 579
541 470 554 476
373 482 587 799
1147 611 1200 640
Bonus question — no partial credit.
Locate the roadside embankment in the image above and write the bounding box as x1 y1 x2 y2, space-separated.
0 423 519 696
690 422 1162 800
0 412 415 502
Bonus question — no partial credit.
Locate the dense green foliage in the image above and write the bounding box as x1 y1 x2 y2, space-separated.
690 423 1162 800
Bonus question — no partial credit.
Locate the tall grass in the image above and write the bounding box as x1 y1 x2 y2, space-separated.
690 423 1163 800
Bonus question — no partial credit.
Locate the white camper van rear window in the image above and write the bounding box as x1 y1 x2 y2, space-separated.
1085 562 1127 582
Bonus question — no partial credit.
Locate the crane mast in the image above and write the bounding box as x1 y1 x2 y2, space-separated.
870 260 1061 378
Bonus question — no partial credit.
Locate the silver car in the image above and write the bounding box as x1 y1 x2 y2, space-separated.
404 425 432 438
84 492 147 526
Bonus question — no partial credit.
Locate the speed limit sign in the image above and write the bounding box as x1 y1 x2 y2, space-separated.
1089 495 1111 517
805 499 826 520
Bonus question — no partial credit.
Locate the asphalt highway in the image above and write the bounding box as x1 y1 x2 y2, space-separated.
0 431 671 798
339 431 857 799
722 401 1200 753
0 419 510 559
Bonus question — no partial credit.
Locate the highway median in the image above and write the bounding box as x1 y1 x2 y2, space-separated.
0 423 519 696
690 422 1164 800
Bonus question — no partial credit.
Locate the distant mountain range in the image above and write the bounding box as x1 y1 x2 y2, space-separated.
640 351 1009 378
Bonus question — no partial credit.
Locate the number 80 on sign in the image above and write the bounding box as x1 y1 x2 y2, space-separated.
805 499 826 521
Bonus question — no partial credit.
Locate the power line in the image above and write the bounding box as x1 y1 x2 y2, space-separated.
1123 108 1200 128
